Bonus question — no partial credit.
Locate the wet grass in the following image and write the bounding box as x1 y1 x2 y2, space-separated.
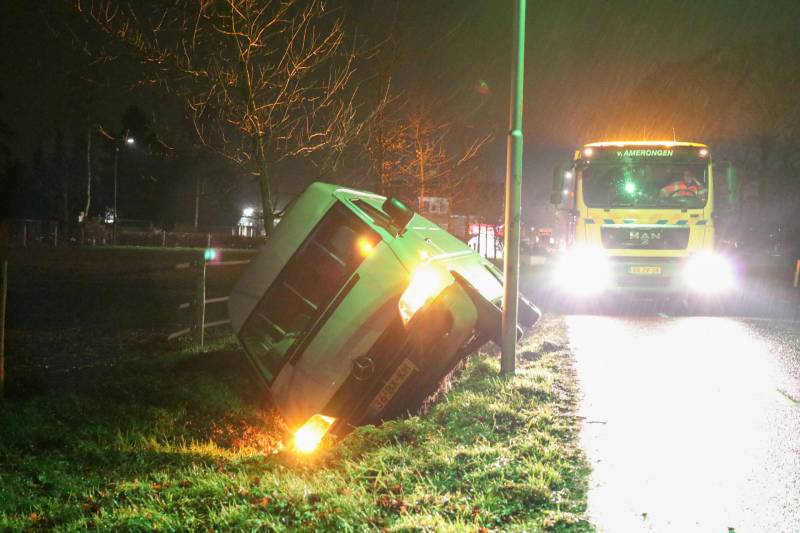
0 247 590 530
0 318 591 532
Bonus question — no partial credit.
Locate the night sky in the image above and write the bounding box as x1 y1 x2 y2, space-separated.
2 0 799 225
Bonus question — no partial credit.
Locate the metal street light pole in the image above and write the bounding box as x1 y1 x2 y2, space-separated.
113 145 119 245
112 133 135 246
501 0 526 375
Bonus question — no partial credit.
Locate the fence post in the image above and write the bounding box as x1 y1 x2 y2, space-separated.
53 224 58 247
162 231 166 247
193 259 206 347
1 260 7 400
22 223 27 248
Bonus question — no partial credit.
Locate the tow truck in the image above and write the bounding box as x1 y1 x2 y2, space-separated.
550 141 738 298
229 183 540 453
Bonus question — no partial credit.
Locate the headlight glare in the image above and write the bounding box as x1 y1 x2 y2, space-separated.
555 246 611 295
684 253 734 293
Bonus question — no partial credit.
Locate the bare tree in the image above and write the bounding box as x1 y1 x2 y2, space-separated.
365 83 404 197
77 0 364 234
371 106 490 213
426 120 490 214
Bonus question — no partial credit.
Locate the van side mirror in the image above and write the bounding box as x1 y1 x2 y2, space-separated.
382 197 414 233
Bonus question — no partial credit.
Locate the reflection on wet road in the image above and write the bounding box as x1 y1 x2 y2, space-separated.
568 316 800 533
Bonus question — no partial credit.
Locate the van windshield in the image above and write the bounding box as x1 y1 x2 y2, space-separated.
239 202 380 384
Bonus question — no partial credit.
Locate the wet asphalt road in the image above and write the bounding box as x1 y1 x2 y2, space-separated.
567 315 800 533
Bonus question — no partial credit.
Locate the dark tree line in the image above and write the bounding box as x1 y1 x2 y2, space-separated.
0 103 246 231
11 1 798 236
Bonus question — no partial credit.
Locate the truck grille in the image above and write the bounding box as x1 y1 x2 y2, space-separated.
601 226 690 250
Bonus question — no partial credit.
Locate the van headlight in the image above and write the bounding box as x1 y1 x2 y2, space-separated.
398 265 452 324
294 414 336 454
554 246 611 295
683 253 734 293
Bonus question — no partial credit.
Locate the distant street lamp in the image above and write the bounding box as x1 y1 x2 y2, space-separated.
112 132 135 245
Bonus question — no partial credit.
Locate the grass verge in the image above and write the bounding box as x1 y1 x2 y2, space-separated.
0 317 591 532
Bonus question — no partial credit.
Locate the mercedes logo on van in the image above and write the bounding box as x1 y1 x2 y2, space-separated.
353 356 375 381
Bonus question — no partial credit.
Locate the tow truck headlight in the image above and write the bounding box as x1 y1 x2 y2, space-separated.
555 246 611 295
398 265 452 324
683 253 734 293
294 414 336 454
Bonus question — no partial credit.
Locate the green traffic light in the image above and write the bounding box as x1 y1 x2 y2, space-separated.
624 181 636 194
204 248 217 261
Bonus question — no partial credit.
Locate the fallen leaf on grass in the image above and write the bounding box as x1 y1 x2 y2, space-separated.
81 502 100 514
179 480 192 489
251 496 271 508
376 496 406 512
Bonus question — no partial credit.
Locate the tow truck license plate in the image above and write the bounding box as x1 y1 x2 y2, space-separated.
629 266 661 275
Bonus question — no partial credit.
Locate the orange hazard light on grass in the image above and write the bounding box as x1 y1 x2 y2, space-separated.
293 414 336 454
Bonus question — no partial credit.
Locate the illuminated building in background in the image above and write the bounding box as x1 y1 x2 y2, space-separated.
236 207 263 237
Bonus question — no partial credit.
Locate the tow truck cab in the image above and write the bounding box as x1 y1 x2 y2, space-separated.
551 142 738 296
229 183 539 445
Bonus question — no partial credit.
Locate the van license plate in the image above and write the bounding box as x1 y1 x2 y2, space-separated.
369 358 419 414
629 266 661 275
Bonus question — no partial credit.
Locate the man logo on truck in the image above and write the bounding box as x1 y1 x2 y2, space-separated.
629 230 662 245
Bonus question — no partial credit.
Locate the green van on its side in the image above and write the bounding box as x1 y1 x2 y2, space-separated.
228 182 540 452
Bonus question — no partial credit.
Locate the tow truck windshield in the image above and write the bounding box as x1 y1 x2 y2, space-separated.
581 163 708 209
